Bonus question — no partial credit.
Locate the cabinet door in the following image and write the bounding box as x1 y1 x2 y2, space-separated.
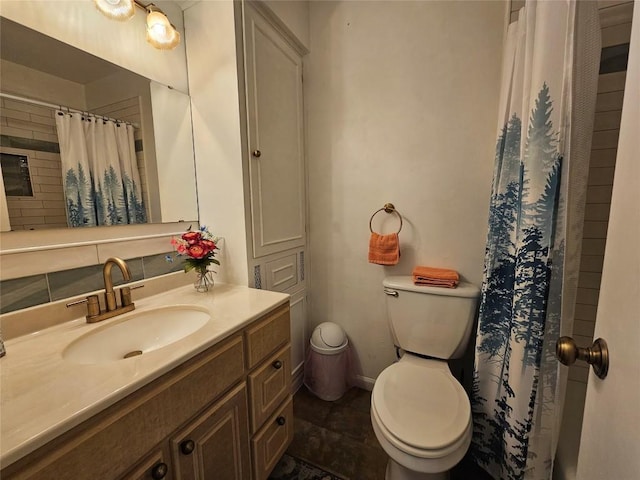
121 447 173 480
170 384 251 480
244 5 306 258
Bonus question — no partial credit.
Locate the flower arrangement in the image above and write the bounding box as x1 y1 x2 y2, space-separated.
171 226 220 276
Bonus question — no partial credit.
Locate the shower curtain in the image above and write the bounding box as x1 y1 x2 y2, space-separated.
470 1 600 479
56 112 146 227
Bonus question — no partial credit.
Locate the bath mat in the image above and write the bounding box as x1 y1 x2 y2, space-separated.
269 453 346 480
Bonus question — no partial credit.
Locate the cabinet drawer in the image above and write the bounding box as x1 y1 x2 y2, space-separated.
251 396 294 480
248 345 291 433
245 304 290 369
264 254 298 292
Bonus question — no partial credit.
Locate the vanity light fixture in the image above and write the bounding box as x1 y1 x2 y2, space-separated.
93 0 180 50
94 0 135 21
144 5 180 50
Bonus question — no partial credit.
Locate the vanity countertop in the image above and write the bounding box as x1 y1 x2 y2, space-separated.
0 283 289 468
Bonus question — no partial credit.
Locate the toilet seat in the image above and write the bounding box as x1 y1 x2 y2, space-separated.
372 358 471 458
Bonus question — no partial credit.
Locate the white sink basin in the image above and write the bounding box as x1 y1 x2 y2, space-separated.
63 306 210 365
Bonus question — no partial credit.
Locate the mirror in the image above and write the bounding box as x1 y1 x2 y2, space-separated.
0 15 198 234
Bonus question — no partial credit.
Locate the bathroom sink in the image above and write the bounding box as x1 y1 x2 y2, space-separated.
63 306 210 365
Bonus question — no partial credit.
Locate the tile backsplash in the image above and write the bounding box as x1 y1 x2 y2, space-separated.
0 250 183 314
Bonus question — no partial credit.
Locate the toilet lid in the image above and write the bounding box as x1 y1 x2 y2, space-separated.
372 361 471 451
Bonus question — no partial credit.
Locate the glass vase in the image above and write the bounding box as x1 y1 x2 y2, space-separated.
194 268 214 293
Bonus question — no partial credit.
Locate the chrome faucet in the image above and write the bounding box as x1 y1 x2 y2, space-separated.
66 257 143 323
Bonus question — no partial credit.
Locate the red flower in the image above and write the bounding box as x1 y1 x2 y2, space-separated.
201 239 217 253
182 231 202 245
187 244 207 259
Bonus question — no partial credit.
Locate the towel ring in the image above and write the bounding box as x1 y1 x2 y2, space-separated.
369 203 403 234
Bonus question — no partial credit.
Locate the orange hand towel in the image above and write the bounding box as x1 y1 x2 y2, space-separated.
412 266 459 288
368 232 400 265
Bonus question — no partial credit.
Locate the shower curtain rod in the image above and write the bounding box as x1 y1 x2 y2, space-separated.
0 92 140 129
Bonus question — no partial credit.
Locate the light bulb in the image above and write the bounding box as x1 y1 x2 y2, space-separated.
94 0 135 21
146 10 180 50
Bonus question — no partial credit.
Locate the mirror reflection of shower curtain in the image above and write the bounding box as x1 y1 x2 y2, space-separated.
55 112 146 227
470 1 600 479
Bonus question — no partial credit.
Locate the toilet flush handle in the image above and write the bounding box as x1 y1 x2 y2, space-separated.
384 288 398 297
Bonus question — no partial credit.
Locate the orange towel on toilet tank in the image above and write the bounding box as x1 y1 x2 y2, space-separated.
368 232 400 265
412 266 459 288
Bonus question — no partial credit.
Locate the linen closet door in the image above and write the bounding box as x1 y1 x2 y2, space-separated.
244 5 306 259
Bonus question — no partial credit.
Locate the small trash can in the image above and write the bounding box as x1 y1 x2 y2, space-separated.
304 322 352 401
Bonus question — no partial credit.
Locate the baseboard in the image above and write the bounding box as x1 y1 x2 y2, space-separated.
291 365 374 393
292 363 304 393
353 374 375 391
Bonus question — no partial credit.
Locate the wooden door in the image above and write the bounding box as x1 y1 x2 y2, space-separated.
170 384 251 480
243 4 306 258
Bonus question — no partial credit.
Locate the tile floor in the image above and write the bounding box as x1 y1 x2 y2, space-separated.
285 386 493 480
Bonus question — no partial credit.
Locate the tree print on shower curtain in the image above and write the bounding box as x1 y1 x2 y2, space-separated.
55 111 146 227
471 0 601 477
470 83 564 480
465 0 598 476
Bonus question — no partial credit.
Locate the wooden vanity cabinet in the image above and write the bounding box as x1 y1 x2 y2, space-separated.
2 303 293 480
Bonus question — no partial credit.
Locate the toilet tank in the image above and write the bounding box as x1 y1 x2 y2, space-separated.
383 276 480 359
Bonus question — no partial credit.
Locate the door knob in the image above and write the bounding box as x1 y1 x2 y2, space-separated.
252 149 262 158
556 336 609 379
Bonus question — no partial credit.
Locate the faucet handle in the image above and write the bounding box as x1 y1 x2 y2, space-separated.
66 298 89 308
121 284 144 307
66 295 99 311
66 295 100 319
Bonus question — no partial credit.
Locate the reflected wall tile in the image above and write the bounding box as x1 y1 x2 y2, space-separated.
48 265 103 301
0 274 50 314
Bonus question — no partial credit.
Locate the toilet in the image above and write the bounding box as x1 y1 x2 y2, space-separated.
371 275 480 480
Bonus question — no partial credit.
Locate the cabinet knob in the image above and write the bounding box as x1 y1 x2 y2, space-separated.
276 416 286 426
272 360 283 369
252 149 262 158
180 439 195 455
150 462 168 479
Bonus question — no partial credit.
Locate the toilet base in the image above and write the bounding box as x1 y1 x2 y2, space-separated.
385 458 449 480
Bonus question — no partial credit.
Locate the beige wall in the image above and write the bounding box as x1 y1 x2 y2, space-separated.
305 0 507 384
184 0 249 286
